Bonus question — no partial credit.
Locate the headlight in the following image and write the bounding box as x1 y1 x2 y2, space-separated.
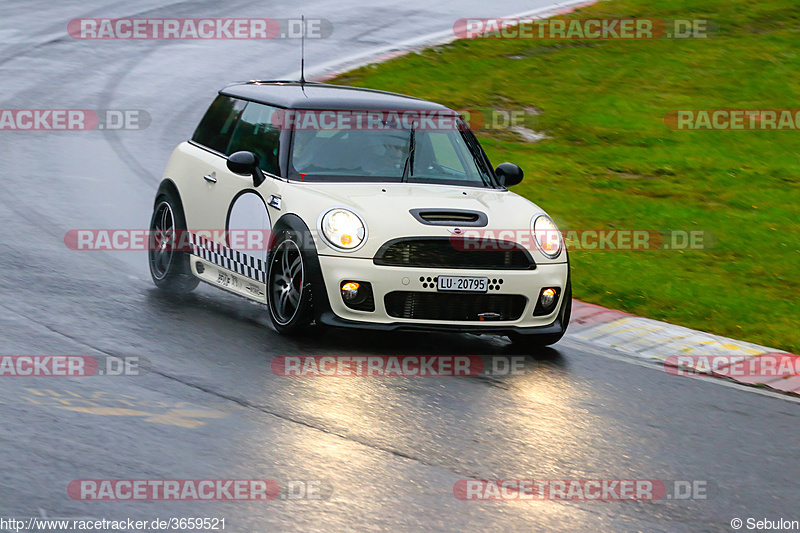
320 208 367 251
532 215 562 259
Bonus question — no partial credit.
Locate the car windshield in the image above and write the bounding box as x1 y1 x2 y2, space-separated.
288 115 495 187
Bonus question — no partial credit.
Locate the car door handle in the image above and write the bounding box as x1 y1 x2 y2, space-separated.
203 174 217 183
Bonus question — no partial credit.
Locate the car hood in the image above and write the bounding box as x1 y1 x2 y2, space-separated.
283 181 555 261
288 181 541 215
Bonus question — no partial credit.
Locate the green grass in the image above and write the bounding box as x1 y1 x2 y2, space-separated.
331 0 800 353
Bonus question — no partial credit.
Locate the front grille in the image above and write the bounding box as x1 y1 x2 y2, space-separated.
385 291 527 321
374 238 535 270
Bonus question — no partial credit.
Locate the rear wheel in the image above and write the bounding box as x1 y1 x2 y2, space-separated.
267 230 314 334
148 192 199 293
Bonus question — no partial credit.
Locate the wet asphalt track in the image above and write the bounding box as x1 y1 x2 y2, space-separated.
1 1 799 531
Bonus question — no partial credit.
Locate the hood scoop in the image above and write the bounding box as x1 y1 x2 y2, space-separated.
410 208 488 227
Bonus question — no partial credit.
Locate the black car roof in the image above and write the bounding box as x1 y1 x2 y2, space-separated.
220 81 457 112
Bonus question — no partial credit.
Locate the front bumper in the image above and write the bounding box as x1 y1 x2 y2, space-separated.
315 254 569 334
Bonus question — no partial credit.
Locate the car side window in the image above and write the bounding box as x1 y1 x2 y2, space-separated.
192 95 246 154
226 102 281 176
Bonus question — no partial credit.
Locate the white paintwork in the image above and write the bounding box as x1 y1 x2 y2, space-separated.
163 140 569 328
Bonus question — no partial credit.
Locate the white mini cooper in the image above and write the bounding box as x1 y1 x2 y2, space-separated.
149 81 571 349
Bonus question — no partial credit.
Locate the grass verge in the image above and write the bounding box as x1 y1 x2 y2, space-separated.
331 0 800 352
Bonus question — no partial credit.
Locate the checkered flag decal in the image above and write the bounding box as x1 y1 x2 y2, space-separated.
190 233 267 283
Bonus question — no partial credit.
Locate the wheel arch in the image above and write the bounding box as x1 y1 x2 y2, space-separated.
271 213 332 321
154 179 185 211
148 179 199 293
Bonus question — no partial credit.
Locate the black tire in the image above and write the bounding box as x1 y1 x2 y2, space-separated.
148 191 199 293
267 230 314 335
510 280 572 351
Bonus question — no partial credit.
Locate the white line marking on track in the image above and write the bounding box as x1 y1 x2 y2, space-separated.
280 0 597 80
561 337 800 405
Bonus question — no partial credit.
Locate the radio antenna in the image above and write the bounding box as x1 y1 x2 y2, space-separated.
299 15 306 85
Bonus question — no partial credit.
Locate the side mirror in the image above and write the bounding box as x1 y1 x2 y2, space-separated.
495 162 523 187
227 151 265 187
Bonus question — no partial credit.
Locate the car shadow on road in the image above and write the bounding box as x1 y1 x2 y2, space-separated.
144 286 569 371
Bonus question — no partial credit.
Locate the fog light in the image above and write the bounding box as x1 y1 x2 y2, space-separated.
540 288 557 308
340 281 375 312
341 282 360 301
533 287 561 316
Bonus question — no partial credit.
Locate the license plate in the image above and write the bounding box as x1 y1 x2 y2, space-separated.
437 276 488 292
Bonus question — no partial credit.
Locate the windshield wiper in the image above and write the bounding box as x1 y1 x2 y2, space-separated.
401 126 415 183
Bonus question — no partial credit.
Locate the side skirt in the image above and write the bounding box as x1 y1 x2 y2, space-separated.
191 255 267 304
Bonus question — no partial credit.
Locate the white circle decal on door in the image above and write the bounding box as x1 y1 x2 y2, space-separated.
227 192 271 261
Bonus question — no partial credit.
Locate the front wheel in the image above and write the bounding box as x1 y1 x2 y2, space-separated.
148 192 199 294
267 230 314 334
